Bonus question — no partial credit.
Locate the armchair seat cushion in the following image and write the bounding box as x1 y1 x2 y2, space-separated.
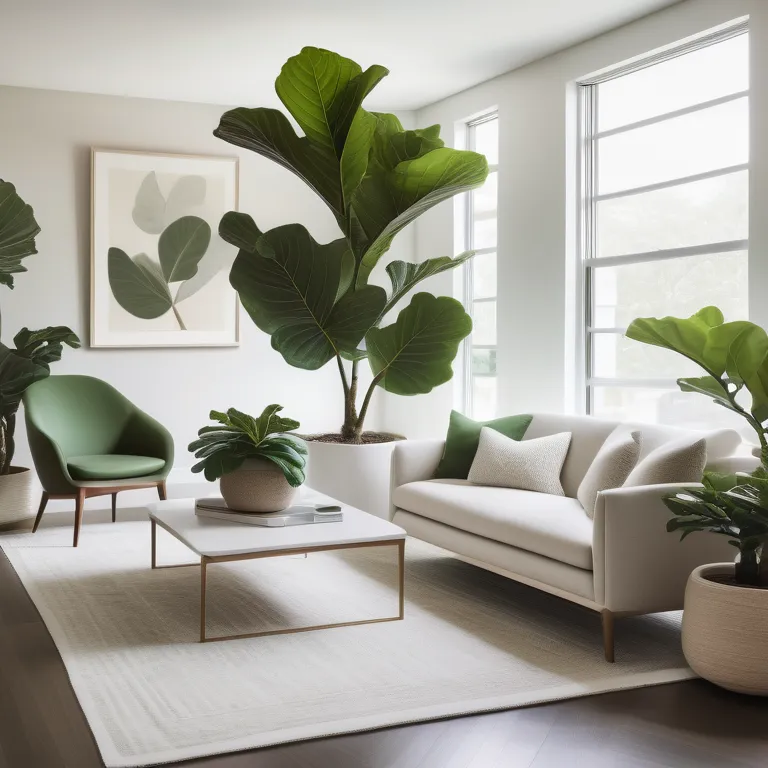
67 454 166 481
393 479 593 570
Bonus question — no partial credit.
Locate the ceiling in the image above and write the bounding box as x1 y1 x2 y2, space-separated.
0 0 682 111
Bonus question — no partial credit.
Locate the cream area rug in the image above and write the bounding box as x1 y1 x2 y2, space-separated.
1 507 693 768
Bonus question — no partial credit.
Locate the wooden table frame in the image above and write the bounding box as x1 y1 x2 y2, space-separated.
151 519 405 643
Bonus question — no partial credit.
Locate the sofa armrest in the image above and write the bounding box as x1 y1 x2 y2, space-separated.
390 439 445 519
592 483 735 614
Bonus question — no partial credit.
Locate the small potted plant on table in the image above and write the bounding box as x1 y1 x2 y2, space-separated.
627 306 768 694
189 404 307 512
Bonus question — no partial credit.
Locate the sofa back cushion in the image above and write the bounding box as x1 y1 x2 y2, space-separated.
524 413 741 498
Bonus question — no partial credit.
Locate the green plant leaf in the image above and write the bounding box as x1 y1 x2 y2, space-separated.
350 117 488 283
230 224 384 369
677 375 734 409
158 215 211 283
219 212 262 253
366 292 472 395
724 325 768 423
13 326 80 368
214 107 344 220
0 180 41 289
108 248 173 319
384 252 474 314
0 343 51 418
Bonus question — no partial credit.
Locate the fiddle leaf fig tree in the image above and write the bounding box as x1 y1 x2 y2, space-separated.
626 307 768 585
214 47 488 442
0 181 80 474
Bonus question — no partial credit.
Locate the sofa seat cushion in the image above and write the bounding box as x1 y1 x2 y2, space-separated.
393 479 593 570
67 454 166 480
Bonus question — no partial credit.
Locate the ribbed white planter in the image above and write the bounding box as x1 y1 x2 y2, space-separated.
306 441 399 520
0 467 38 525
682 563 768 696
219 458 298 513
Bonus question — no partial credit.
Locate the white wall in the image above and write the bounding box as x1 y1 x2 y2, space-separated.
0 86 414 469
380 0 764 439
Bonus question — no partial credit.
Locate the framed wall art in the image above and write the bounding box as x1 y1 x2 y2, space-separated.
91 149 239 347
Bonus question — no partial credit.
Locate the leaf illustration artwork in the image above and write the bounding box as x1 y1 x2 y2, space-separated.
108 215 212 330
132 172 207 234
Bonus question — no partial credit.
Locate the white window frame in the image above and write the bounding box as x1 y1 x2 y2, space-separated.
577 21 749 416
461 111 499 417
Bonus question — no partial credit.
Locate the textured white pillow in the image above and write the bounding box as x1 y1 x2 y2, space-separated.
624 435 707 486
576 429 642 519
468 427 572 495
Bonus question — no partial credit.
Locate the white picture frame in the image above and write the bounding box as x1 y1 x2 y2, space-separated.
91 149 239 348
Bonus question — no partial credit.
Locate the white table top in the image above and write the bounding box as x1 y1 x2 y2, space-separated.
146 493 406 558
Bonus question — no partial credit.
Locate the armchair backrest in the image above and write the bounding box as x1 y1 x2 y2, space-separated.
24 375 135 459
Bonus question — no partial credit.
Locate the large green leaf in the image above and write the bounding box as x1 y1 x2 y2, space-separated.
626 307 730 376
108 248 173 319
219 212 262 253
366 292 472 395
214 107 344 221
13 326 80 368
677 376 734 410
350 116 488 283
0 343 50 418
725 325 768 423
158 215 211 283
384 252 474 315
0 180 41 288
230 224 385 368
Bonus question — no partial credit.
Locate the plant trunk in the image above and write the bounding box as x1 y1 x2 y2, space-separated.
340 361 362 443
735 548 761 586
760 545 768 587
0 416 12 475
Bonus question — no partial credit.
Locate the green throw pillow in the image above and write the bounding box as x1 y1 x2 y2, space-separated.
434 411 534 479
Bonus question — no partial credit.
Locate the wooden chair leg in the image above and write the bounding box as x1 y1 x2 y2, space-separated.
157 481 167 501
111 493 118 523
602 609 615 663
73 489 86 548
32 492 49 533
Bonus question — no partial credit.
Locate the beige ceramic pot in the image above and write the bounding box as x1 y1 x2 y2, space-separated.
682 563 768 696
0 467 38 525
219 458 298 513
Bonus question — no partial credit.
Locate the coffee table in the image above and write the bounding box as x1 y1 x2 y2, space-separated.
146 497 406 643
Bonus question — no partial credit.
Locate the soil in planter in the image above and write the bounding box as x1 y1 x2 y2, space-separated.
706 574 768 591
303 431 405 444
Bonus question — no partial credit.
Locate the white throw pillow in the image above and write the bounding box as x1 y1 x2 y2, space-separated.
468 427 572 496
576 429 642 519
624 435 707 487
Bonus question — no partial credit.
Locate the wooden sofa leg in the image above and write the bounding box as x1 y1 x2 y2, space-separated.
32 492 49 533
157 481 167 501
111 493 118 523
601 609 615 663
73 489 86 548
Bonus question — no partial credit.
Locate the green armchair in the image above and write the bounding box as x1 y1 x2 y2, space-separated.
24 375 173 546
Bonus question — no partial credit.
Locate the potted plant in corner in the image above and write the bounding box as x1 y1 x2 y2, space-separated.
626 306 768 694
212 47 488 518
0 180 80 525
189 405 308 512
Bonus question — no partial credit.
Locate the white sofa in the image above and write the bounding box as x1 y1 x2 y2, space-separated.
390 413 751 661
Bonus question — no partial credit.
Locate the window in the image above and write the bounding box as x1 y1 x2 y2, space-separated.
579 27 749 429
461 114 498 419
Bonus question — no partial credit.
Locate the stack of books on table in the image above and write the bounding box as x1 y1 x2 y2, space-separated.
195 497 343 527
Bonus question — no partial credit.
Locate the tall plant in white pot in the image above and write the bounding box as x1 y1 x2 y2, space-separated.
627 307 768 694
213 47 489 517
0 181 80 524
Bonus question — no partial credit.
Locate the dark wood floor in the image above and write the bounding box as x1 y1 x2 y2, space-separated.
0 549 767 768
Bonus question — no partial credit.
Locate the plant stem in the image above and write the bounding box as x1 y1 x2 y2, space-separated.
171 304 187 331
736 547 761 586
355 373 384 437
337 356 359 442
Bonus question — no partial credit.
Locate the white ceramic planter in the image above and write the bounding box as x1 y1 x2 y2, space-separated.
306 440 399 519
0 467 38 525
682 563 768 696
219 458 298 513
